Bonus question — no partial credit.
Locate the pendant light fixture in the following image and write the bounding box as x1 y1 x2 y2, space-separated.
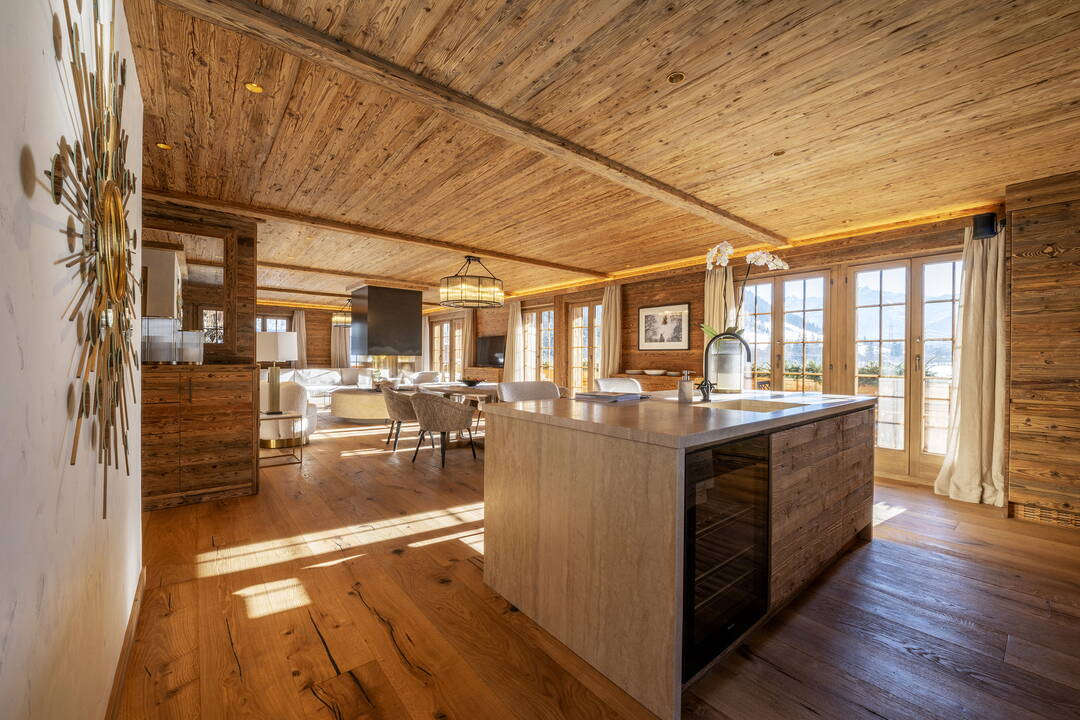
439 255 505 308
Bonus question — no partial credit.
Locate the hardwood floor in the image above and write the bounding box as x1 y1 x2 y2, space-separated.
117 415 1080 720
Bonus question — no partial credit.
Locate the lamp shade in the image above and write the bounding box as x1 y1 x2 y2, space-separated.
256 331 298 362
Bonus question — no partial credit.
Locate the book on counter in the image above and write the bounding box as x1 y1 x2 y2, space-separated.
574 391 650 403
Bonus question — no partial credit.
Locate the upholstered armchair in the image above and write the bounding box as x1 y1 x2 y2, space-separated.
497 381 565 402
382 386 417 451
409 392 476 467
259 380 317 446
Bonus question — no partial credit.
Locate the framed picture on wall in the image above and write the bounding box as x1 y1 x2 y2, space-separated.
638 303 690 350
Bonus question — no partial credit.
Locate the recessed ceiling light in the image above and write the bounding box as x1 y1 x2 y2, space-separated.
155 142 172 150
666 71 685 84
244 82 265 94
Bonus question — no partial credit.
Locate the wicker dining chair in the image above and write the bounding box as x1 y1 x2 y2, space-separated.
410 392 477 467
381 385 417 451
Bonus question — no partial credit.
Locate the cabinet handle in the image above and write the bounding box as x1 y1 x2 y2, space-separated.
188 377 193 402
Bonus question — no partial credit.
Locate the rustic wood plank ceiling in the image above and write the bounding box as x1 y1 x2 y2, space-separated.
126 0 1080 298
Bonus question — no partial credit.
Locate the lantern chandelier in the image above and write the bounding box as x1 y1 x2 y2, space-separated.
439 255 505 308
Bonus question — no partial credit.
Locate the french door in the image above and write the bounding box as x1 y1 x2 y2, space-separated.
568 302 603 393
522 307 555 382
738 272 829 392
849 255 962 480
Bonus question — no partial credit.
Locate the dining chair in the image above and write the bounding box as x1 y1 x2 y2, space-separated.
497 381 562 402
381 385 417 451
410 392 477 467
595 377 643 393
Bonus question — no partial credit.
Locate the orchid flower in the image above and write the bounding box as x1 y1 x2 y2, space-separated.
702 245 790 337
705 241 734 270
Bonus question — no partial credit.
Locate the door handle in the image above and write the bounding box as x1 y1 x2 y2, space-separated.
915 354 922 374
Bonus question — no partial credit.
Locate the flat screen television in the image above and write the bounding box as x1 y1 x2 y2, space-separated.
475 335 506 368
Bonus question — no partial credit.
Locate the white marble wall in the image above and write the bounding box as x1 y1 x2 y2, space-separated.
0 1 143 717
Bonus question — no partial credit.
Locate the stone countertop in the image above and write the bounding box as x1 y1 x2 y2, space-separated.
481 390 877 449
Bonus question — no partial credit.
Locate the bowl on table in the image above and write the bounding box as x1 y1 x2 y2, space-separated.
462 378 482 387
666 371 681 377
643 369 667 376
625 370 644 375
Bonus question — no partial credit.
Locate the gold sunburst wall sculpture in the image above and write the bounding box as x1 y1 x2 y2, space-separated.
46 0 139 518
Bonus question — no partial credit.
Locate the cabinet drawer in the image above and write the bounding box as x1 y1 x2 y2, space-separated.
143 371 181 403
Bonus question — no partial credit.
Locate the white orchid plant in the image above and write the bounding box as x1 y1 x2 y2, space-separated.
702 243 790 338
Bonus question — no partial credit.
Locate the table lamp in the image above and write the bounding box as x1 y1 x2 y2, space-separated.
257 331 298 414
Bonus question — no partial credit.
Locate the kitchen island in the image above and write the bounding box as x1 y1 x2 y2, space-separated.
482 391 876 720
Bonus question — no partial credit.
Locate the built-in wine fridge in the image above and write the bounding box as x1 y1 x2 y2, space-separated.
682 434 769 681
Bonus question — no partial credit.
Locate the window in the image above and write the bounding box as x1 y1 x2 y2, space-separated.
739 282 773 390
256 315 290 333
919 259 962 455
522 307 555 382
782 276 825 392
737 273 827 392
430 317 464 381
201 309 224 343
569 303 603 393
855 265 908 450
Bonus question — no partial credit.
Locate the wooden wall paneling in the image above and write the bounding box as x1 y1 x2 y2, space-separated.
621 272 704 374
257 303 334 367
144 198 258 363
1006 171 1080 525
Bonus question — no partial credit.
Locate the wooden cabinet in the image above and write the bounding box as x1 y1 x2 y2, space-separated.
141 364 258 510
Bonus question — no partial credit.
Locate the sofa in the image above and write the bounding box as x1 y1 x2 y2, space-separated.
259 381 318 446
260 367 374 406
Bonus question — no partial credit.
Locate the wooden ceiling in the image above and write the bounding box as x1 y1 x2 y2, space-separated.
127 0 1080 300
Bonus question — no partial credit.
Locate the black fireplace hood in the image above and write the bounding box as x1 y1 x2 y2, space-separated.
351 286 423 356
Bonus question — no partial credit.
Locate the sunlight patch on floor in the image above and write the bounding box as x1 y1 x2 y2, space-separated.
234 578 311 618
304 553 367 569
196 502 485 576
407 526 484 548
873 501 907 526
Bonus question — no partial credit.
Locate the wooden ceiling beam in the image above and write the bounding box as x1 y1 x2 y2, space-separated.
257 285 349 299
143 187 610 278
152 0 784 247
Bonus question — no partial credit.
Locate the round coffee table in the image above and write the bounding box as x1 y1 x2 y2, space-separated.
330 388 390 423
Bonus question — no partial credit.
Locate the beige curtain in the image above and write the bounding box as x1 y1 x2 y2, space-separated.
503 300 524 382
330 325 350 368
934 227 1007 506
704 266 736 333
292 310 308 368
421 315 431 371
462 309 476 369
600 284 621 377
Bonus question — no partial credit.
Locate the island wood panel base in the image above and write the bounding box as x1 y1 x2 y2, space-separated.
769 408 876 610
483 405 877 720
483 414 684 720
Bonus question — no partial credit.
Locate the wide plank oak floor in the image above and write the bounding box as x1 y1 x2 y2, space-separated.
117 416 1080 719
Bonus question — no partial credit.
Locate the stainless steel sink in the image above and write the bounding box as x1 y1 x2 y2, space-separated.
698 399 808 412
